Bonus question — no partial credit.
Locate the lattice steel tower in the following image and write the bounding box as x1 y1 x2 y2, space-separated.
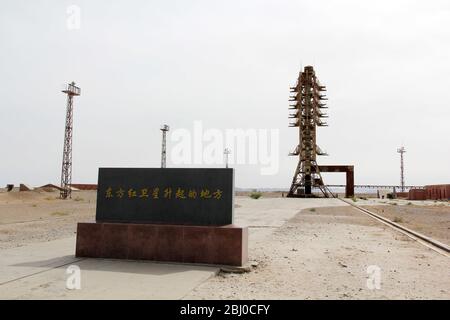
397 146 406 192
160 125 170 168
60 82 80 199
287 66 330 197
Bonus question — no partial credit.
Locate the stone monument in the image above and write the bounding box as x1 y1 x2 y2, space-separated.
75 168 248 266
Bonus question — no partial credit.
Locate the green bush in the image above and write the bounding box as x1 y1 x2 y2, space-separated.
250 192 262 199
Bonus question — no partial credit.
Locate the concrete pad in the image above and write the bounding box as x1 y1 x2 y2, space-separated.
0 237 78 285
235 197 346 228
0 237 219 299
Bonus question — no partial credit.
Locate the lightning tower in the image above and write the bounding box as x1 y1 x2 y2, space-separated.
60 82 80 199
397 146 406 192
160 125 170 168
224 148 231 168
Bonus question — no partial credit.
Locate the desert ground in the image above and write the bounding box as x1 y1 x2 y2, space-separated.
0 189 449 299
361 203 450 245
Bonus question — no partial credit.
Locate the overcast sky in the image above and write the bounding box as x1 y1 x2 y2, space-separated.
1 0 449 189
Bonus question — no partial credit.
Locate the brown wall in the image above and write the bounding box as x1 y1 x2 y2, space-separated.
396 192 409 199
409 185 450 200
71 184 98 191
425 184 450 200
408 189 426 200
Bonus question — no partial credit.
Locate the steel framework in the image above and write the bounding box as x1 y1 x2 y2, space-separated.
327 184 422 190
60 82 80 199
160 125 169 168
397 146 406 192
224 148 231 168
287 66 330 197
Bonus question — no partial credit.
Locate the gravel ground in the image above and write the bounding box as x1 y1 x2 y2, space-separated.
0 190 95 250
361 204 450 246
186 205 450 300
1 191 449 299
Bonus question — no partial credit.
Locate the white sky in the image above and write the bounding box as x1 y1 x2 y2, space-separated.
1 0 449 188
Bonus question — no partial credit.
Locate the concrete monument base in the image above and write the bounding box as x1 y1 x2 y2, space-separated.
75 222 248 266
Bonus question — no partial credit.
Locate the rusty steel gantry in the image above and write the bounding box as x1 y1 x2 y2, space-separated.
287 66 330 197
60 82 80 199
287 66 355 198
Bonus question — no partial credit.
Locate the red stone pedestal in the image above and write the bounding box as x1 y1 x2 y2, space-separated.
75 222 248 266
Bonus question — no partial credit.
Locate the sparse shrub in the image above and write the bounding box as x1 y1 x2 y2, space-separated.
74 197 83 202
250 192 262 199
309 208 316 212
390 202 398 206
351 196 357 202
393 216 403 223
50 211 68 217
407 202 413 205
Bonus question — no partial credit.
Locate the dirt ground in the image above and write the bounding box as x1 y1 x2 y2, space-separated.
186 205 450 300
1 191 449 299
0 190 95 250
361 204 450 246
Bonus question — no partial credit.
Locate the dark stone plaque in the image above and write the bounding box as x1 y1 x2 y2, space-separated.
95 168 234 226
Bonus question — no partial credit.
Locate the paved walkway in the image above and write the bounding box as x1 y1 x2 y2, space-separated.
0 237 218 299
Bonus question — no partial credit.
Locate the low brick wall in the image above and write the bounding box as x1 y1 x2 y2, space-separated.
396 192 409 199
71 184 98 191
425 184 450 200
408 189 426 200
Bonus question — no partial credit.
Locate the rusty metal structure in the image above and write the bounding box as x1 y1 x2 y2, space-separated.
60 82 80 199
287 66 330 197
287 66 354 198
317 165 354 198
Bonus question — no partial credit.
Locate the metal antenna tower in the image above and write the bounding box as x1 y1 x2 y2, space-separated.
224 148 231 168
397 146 406 192
287 66 330 198
160 125 170 168
60 82 80 199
